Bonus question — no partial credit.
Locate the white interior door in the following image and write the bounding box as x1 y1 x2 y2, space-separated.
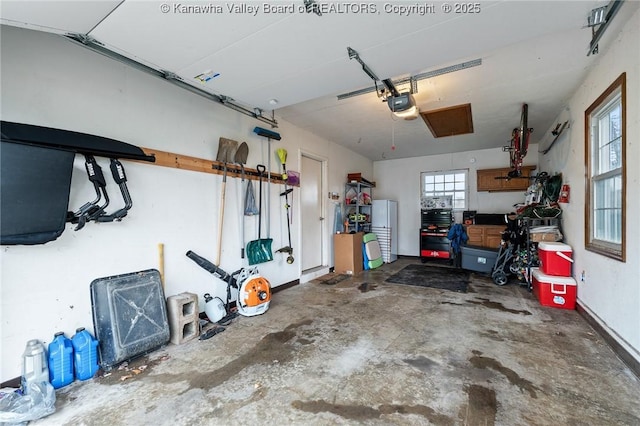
301 155 323 271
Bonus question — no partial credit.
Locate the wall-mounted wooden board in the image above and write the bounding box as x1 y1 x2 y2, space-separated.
131 147 296 186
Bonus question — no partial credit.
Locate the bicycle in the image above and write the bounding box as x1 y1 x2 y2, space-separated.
503 103 533 178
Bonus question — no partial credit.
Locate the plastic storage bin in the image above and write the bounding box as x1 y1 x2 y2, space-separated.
538 241 573 276
461 245 499 273
532 268 577 310
48 332 74 389
72 327 99 380
21 339 49 394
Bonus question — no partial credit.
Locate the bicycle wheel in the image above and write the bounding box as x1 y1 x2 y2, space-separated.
510 128 520 169
519 103 530 159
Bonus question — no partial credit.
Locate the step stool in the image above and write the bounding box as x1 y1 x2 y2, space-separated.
166 292 199 345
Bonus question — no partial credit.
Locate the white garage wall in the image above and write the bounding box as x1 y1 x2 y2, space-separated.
538 7 640 363
0 26 372 380
373 146 538 256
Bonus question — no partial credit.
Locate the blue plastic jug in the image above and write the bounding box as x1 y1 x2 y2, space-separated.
72 327 99 380
48 332 74 388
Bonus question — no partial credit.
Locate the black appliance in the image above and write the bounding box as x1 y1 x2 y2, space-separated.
473 213 507 225
463 210 477 225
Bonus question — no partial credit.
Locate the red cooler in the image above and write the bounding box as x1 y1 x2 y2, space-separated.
532 269 577 310
538 241 573 276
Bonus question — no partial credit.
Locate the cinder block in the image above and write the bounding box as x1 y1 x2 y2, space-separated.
166 292 199 345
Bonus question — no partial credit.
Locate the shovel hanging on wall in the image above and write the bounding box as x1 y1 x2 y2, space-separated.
246 165 273 265
214 137 238 265
234 142 249 258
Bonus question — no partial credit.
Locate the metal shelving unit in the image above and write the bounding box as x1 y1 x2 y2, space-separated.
344 181 373 233
522 217 563 290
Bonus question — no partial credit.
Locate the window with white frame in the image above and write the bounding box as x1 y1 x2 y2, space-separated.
421 170 468 210
585 73 626 261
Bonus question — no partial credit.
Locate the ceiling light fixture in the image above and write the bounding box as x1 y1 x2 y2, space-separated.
392 105 420 120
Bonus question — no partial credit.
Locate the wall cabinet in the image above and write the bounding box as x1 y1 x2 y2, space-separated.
466 225 504 249
477 166 536 192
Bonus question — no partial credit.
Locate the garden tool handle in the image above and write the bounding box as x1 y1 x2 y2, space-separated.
185 250 230 281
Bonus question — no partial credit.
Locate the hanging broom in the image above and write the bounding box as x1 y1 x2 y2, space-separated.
276 148 288 181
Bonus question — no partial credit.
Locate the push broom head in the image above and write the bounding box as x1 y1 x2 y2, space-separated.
253 127 281 140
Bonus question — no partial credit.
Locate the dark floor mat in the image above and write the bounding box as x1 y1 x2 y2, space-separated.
385 264 470 293
321 274 351 285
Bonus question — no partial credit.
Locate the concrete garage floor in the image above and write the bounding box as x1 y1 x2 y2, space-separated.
33 258 640 425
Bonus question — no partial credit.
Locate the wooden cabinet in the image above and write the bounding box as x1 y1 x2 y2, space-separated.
466 226 484 246
477 166 536 192
466 225 504 249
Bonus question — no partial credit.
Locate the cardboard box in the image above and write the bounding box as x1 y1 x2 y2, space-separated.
538 242 573 276
529 230 563 242
461 245 498 273
532 268 577 310
334 232 364 275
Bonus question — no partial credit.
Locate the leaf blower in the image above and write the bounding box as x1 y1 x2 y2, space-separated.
186 250 271 318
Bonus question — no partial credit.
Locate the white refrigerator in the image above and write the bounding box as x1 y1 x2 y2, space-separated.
371 200 398 263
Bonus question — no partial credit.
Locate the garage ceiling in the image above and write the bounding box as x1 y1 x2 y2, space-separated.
1 1 635 161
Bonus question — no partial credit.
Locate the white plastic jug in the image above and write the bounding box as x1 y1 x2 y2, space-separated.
204 293 226 323
21 339 49 394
